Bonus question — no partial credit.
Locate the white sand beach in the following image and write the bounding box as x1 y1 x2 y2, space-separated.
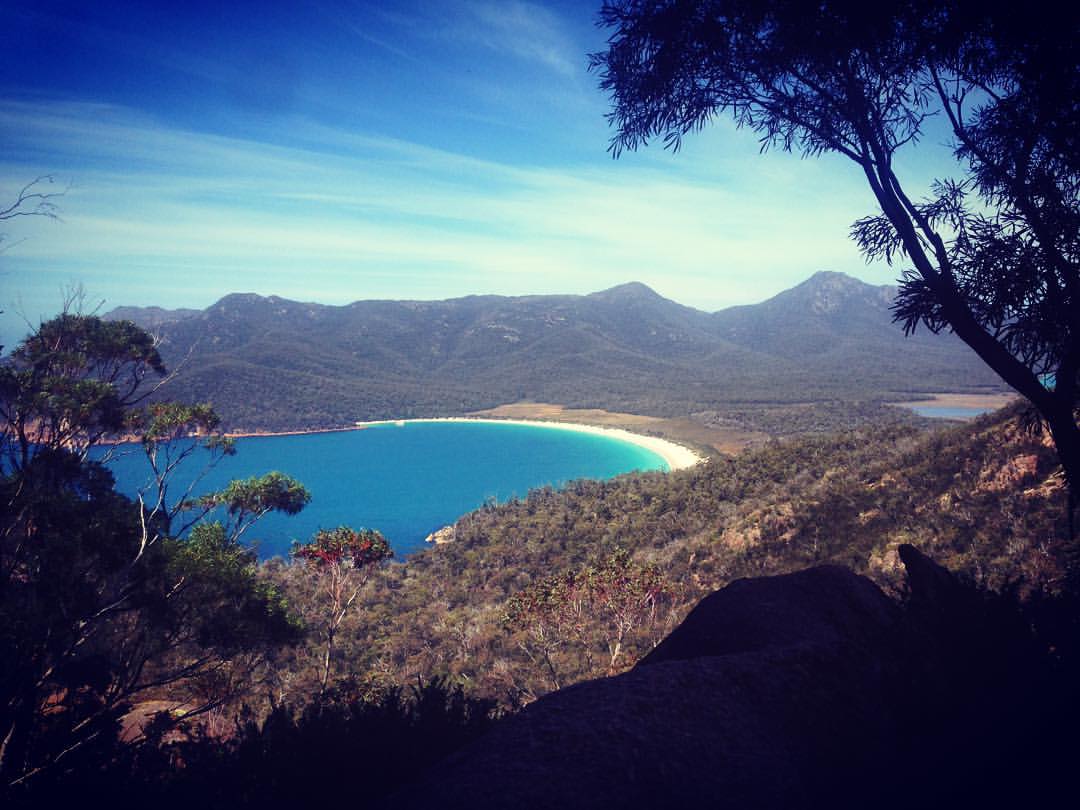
354 417 704 471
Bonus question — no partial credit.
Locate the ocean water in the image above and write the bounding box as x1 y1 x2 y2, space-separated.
97 421 667 559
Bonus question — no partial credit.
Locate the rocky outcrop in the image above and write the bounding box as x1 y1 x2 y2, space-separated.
638 563 899 666
424 525 456 544
386 548 1070 808
387 565 908 808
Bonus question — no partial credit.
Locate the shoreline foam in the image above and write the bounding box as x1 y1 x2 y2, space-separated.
353 417 704 471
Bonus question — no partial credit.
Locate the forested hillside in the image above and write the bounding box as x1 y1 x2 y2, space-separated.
258 402 1068 708
107 272 1004 431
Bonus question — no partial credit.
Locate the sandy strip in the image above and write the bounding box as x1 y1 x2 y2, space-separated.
225 425 364 439
887 392 1018 410
354 417 704 471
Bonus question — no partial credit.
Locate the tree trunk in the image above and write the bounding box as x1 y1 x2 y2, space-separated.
607 638 623 675
867 158 1080 539
319 628 335 701
1045 405 1080 540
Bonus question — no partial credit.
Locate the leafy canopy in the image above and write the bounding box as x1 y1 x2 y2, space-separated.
293 526 393 569
0 314 307 791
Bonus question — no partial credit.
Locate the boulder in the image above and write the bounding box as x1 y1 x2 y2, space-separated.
386 565 906 808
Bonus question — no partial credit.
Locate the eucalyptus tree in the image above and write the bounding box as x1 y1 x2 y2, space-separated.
292 527 393 700
0 313 308 791
591 0 1080 525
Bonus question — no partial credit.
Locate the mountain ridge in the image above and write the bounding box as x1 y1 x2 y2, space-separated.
105 272 1005 432
109 273 890 325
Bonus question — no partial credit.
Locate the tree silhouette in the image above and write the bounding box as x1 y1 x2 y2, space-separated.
0 176 63 256
590 1 1080 527
0 314 304 791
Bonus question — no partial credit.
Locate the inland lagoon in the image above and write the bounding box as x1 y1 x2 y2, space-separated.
908 405 995 419
889 392 1017 421
99 419 697 559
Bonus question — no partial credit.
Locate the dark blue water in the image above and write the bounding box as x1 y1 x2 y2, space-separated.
97 421 666 559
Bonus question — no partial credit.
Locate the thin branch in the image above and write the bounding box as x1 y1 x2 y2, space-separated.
0 176 65 222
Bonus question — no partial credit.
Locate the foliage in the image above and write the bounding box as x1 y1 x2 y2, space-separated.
274 405 1067 709
291 527 392 698
165 522 302 651
293 525 393 569
693 399 930 438
200 471 311 543
0 315 306 792
8 677 498 810
124 401 238 539
589 0 1080 519
187 676 496 809
504 549 675 685
0 313 164 466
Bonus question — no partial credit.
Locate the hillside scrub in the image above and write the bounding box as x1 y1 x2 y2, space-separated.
5 377 1073 805
252 404 1069 709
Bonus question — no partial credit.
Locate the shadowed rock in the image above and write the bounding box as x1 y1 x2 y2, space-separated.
639 564 899 665
385 553 1079 808
386 565 907 809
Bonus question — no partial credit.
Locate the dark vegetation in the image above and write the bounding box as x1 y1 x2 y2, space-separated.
106 271 1003 432
0 311 499 809
693 398 931 438
388 552 1080 808
15 678 498 810
0 315 310 791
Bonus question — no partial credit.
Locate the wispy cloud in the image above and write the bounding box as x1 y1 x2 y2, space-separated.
370 0 584 78
460 0 581 76
1 98 891 348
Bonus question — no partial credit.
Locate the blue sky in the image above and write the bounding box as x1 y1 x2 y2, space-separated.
0 0 954 349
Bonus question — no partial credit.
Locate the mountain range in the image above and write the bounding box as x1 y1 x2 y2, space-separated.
106 271 1004 432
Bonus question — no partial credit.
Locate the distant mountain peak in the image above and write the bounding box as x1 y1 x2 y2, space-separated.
799 270 876 293
588 281 664 302
806 270 859 283
783 271 892 315
214 292 268 307
607 281 657 293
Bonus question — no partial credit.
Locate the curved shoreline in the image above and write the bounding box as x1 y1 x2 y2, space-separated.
225 425 364 439
354 417 704 472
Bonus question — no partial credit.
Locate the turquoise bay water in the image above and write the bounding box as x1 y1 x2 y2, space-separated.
99 421 667 559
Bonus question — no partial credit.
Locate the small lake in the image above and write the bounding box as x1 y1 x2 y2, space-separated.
908 405 995 419
98 421 667 559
